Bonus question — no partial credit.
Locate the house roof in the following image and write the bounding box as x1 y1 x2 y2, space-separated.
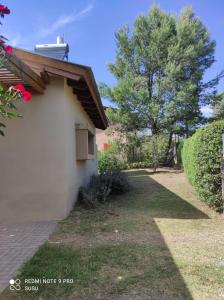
0 48 108 129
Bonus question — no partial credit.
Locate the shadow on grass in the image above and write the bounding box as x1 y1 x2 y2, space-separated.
126 169 209 219
115 169 209 299
127 169 175 176
1 169 210 299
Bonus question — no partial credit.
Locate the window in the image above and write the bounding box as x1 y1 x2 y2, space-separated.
88 131 94 155
76 124 95 160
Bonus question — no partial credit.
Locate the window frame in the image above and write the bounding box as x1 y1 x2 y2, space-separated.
75 123 95 160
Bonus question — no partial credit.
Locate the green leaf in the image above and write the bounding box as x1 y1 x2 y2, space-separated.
6 112 20 118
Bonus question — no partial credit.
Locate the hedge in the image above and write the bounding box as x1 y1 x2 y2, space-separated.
176 140 184 167
182 120 224 212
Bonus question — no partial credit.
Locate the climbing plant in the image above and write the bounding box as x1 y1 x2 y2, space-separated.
0 3 32 136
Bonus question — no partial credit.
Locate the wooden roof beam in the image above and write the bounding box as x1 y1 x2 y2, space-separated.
12 48 108 129
40 71 50 84
83 70 108 129
44 66 81 81
73 87 91 97
81 104 98 110
67 78 88 90
74 93 92 101
78 100 95 106
6 54 45 93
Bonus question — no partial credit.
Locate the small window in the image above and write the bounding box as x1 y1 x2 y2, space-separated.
88 131 94 155
76 124 95 160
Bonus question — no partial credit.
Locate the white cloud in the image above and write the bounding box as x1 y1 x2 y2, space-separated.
201 105 213 117
38 3 94 38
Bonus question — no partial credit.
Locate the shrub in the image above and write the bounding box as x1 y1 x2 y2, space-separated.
79 175 112 208
109 170 129 194
124 160 153 169
176 140 184 168
182 120 224 212
79 187 99 208
98 147 124 174
143 135 168 165
79 171 129 208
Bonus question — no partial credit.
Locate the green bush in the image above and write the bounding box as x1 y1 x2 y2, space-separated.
98 147 124 174
182 120 224 212
79 187 100 208
176 140 184 168
79 171 129 208
109 170 129 194
124 161 153 169
79 174 112 208
143 135 168 165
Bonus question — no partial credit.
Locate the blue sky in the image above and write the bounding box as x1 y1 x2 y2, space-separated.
4 0 224 113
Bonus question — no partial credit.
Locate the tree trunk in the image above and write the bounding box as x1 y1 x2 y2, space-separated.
164 131 173 165
173 134 178 167
152 126 159 173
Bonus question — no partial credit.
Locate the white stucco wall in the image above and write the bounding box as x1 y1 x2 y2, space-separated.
0 77 97 223
63 80 97 215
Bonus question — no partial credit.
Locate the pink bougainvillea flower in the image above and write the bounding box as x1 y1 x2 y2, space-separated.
13 84 26 92
3 45 13 53
0 5 10 14
21 90 32 102
13 84 32 101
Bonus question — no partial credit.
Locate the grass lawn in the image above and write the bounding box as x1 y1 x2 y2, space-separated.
1 169 224 300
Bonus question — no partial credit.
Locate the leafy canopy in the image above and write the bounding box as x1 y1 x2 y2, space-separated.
100 5 218 136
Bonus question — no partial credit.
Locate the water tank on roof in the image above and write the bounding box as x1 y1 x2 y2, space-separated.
34 36 69 60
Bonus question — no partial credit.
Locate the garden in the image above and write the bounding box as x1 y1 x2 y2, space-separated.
2 111 224 299
2 169 224 299
1 3 224 300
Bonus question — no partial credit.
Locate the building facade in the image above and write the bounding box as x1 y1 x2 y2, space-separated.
0 49 107 223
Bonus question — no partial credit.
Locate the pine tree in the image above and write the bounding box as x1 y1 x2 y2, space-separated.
100 5 217 171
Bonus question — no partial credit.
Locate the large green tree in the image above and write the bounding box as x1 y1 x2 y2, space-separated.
100 5 218 171
211 93 224 120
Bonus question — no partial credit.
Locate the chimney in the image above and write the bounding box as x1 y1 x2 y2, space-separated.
34 36 69 60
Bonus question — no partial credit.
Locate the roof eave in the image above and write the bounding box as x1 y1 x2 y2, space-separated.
10 48 108 129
